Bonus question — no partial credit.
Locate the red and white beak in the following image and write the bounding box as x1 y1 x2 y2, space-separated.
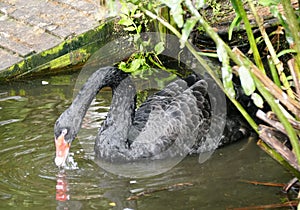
54 129 70 167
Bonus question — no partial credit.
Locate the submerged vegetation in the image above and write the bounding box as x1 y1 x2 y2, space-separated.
111 0 300 206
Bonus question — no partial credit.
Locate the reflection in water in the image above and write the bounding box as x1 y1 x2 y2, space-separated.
0 74 293 209
56 172 69 202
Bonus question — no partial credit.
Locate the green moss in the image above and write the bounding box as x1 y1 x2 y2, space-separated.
0 21 116 81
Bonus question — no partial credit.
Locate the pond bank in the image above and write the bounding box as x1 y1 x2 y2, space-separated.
0 0 121 81
0 0 298 81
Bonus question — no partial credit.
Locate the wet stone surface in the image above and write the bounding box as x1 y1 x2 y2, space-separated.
0 48 22 70
0 0 102 72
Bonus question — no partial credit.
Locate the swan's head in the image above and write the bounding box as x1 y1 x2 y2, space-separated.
54 128 71 167
53 67 129 167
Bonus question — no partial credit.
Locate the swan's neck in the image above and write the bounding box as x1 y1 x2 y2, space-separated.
106 78 136 130
55 67 127 140
95 77 136 158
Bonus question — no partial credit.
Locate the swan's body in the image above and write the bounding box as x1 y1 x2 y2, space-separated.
54 67 244 167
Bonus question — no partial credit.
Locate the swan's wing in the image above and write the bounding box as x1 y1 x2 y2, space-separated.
128 78 189 138
152 78 189 97
128 79 210 159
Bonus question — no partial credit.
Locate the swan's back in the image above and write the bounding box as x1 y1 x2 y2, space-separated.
128 75 211 159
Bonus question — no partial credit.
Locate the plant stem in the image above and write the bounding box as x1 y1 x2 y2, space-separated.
257 140 300 179
142 6 258 133
247 0 294 99
186 0 300 166
234 0 265 73
138 0 300 172
281 0 300 73
233 48 300 116
256 77 300 165
267 56 281 88
233 48 300 166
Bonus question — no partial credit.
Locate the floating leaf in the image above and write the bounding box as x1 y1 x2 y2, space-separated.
251 93 264 108
238 65 255 96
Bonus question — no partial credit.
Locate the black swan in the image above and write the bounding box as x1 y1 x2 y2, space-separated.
54 66 244 167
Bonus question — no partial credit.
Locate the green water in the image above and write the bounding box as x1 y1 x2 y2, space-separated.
0 73 292 209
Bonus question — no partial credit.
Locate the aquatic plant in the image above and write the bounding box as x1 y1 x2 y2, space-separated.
113 0 300 189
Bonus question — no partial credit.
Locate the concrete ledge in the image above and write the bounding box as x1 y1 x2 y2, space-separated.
0 0 119 81
0 20 123 81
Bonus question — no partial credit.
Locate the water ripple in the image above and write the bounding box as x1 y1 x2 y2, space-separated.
0 92 8 96
0 96 27 102
0 77 292 209
0 119 21 126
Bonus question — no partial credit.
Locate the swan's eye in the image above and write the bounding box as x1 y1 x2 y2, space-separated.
61 129 68 136
55 128 68 139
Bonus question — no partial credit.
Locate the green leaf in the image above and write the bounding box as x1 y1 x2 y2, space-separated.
286 75 293 81
160 0 184 28
194 0 206 9
154 42 165 55
120 2 130 15
171 7 184 28
106 0 119 16
277 49 297 58
133 34 140 43
142 39 151 48
130 59 142 72
137 25 142 33
118 61 128 72
118 57 144 73
216 41 227 62
118 18 133 26
251 93 264 108
124 26 136 31
180 17 198 48
239 65 256 96
222 64 235 98
228 15 242 40
230 0 242 17
259 0 280 7
217 42 235 98
130 4 138 16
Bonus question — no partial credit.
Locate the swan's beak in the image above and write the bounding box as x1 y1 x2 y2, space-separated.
54 129 70 167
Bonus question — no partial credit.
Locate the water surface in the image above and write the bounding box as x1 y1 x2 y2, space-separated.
0 73 292 209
